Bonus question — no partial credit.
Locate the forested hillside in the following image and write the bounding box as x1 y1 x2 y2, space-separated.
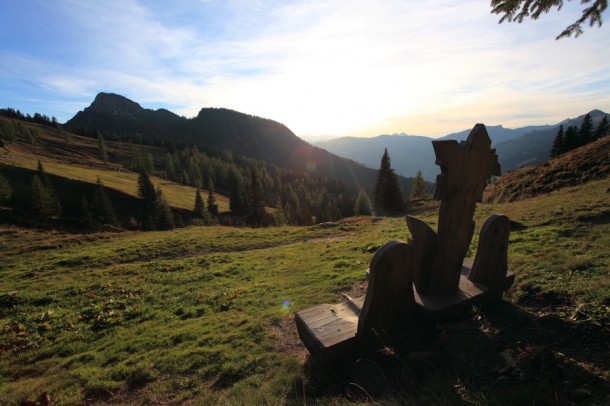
0 113 371 230
65 93 416 194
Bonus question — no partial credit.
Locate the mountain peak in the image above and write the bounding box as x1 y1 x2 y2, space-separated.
88 92 143 115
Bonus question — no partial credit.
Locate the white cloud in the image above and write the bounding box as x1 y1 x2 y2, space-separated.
0 0 608 135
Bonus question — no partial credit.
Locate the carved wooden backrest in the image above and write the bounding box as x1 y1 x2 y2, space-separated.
357 240 414 348
468 214 511 301
423 124 501 294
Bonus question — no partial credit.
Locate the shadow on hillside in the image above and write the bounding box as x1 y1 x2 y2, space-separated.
293 301 609 405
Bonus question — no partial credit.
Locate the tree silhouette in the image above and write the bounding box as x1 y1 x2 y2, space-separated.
207 178 219 217
229 174 247 215
247 169 268 226
153 189 175 230
353 188 373 216
193 188 206 218
491 0 607 39
594 115 609 139
137 170 157 230
89 177 118 227
409 170 427 199
97 134 108 163
34 161 61 219
373 149 404 215
550 125 565 158
578 113 593 147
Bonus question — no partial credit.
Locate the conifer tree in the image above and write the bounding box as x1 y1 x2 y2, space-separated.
353 188 373 216
207 179 219 217
193 188 206 218
229 174 246 215
578 113 593 147
564 125 578 152
594 115 609 139
373 149 404 215
410 170 427 199
97 134 108 163
137 170 157 230
164 153 176 179
247 169 268 226
90 177 118 226
550 125 565 158
154 189 175 230
35 161 61 217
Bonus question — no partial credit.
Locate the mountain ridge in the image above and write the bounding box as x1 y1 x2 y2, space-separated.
316 110 608 181
66 93 419 194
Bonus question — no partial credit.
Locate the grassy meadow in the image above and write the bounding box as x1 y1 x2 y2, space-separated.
0 150 230 214
1 177 608 404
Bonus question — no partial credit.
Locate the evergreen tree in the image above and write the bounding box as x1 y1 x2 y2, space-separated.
180 170 190 186
137 170 157 230
193 188 206 218
90 177 118 226
0 121 16 142
0 171 12 204
247 169 268 226
229 173 246 215
154 189 175 230
353 188 373 216
98 134 108 163
594 115 609 139
207 179 219 217
31 175 60 221
274 197 288 226
164 153 176 179
550 125 565 158
373 149 404 215
578 113 593 147
36 161 61 217
409 170 427 199
564 125 578 152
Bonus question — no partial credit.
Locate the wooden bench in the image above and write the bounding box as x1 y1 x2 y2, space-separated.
295 124 515 361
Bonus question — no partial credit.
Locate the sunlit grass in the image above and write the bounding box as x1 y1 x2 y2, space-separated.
0 180 608 404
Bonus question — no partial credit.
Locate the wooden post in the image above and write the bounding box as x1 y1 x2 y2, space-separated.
423 124 500 294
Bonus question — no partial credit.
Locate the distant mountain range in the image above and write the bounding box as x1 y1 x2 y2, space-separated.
316 110 608 181
65 93 607 187
65 93 421 193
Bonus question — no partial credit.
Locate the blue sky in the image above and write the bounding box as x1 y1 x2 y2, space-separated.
0 0 609 140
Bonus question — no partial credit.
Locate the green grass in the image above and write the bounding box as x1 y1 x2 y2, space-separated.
0 155 230 213
1 180 609 404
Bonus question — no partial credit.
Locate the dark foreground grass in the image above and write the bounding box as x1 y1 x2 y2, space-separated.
1 180 608 404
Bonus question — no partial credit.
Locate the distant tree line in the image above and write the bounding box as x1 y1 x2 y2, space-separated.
0 108 61 129
551 113 609 158
120 141 363 227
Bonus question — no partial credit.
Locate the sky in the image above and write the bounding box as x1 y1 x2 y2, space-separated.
0 0 609 141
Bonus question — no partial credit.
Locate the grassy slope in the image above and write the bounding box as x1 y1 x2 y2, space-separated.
485 135 610 203
0 118 230 212
1 177 608 404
